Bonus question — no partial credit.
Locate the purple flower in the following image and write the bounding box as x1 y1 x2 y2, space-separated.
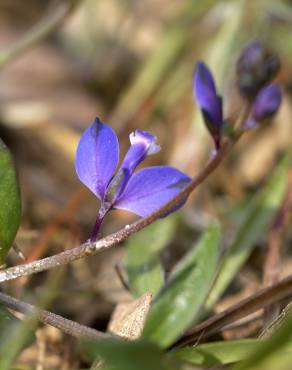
193 62 223 150
75 118 191 240
245 84 282 129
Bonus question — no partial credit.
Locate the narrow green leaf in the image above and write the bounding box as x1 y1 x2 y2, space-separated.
206 155 289 310
0 305 21 343
143 223 220 348
83 338 168 370
234 314 292 370
172 333 292 369
170 339 258 367
126 216 176 298
0 305 35 369
172 326 292 370
0 266 63 369
0 139 21 264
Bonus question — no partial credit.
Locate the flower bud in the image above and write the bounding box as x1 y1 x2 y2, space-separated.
253 84 282 121
193 62 223 150
237 41 280 98
244 84 282 129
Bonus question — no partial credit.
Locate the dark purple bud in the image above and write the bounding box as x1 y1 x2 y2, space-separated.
193 62 223 150
237 41 280 98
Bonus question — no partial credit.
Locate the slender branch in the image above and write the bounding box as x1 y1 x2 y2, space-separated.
114 263 130 292
0 140 232 283
172 273 292 348
260 300 292 339
0 291 109 341
0 0 80 69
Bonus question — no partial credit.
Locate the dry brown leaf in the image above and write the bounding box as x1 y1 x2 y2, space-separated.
108 292 152 340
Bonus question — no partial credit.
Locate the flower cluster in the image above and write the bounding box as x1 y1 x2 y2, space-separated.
75 118 191 240
193 41 282 150
75 41 282 240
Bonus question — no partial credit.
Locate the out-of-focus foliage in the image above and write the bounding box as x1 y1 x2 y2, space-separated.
126 216 177 298
83 338 168 370
0 138 21 264
234 312 292 370
206 154 289 310
143 223 220 347
0 305 35 370
170 339 260 367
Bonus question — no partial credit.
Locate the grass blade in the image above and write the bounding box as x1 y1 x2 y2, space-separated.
143 223 220 347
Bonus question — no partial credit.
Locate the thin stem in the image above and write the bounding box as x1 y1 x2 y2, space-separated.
0 291 109 341
0 0 80 69
90 207 107 242
172 272 292 348
114 263 130 292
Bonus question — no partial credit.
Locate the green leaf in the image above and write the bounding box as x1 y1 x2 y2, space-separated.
170 332 292 370
83 338 168 370
170 339 258 367
0 267 63 369
206 155 289 310
143 223 220 348
234 314 292 370
0 305 35 369
0 139 21 264
0 305 21 343
126 216 176 298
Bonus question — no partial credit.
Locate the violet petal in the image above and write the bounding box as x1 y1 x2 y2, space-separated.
105 130 161 204
75 118 119 200
120 130 160 176
114 166 191 217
